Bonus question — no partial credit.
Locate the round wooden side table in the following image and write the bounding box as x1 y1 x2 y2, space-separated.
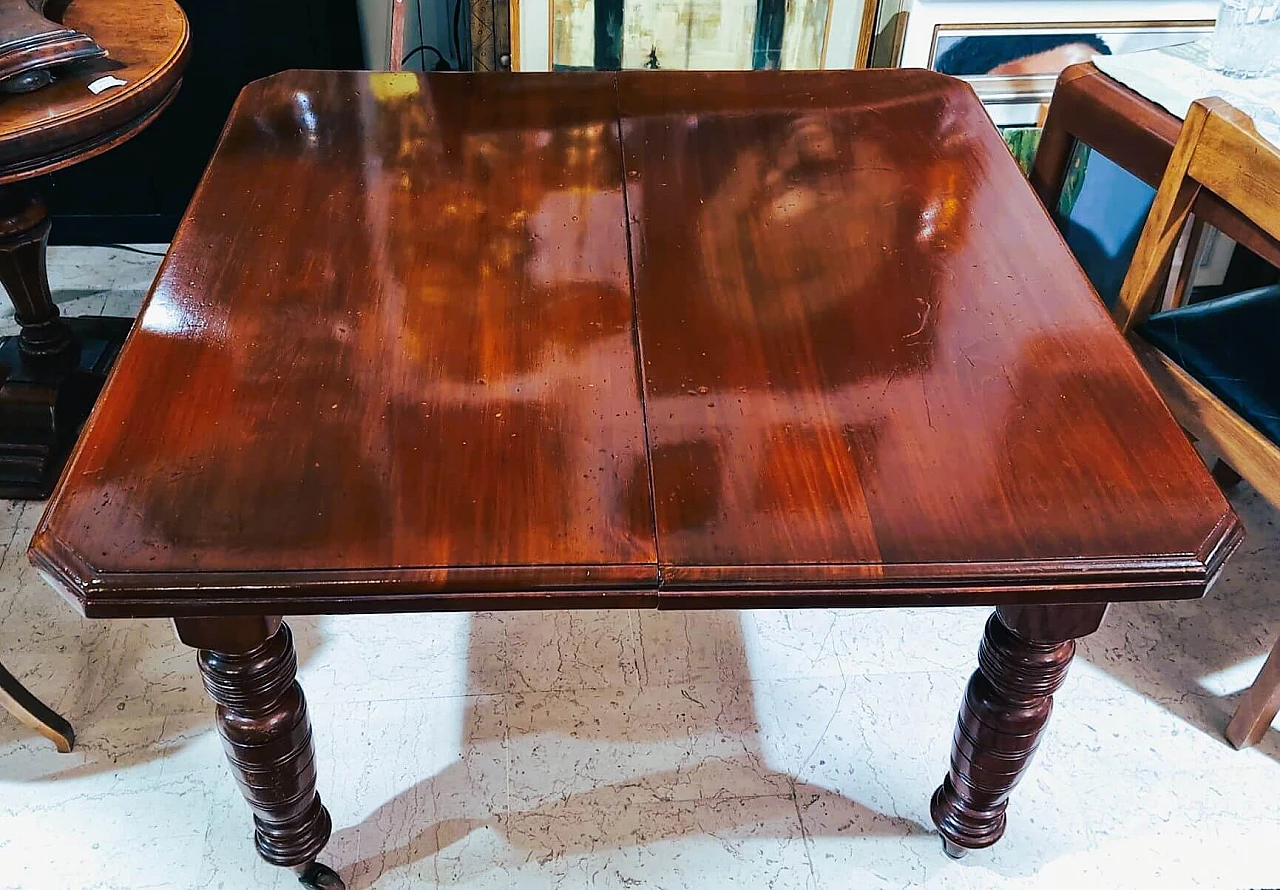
0 0 187 753
0 0 188 498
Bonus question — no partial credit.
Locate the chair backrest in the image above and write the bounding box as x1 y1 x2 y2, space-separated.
1113 97 1280 333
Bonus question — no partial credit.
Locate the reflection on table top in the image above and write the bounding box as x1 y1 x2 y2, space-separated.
30 69 1240 617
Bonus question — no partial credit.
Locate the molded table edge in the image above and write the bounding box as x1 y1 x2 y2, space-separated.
28 512 1242 618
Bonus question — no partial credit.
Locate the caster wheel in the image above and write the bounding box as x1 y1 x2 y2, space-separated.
295 861 345 889
942 837 969 860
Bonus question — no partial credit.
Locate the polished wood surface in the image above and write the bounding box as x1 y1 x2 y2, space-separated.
931 603 1107 856
620 71 1235 599
0 189 133 498
0 0 189 183
36 72 659 609
174 618 334 879
1110 98 1280 750
29 69 1240 617
1032 62 1280 271
26 70 1247 876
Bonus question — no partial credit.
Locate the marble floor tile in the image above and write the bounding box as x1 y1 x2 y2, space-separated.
506 682 795 807
505 610 643 693
0 243 161 336
500 794 813 890
45 244 166 295
3 248 1280 889
640 606 991 686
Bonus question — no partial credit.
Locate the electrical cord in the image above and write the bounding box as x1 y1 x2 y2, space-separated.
401 44 451 69
103 244 167 257
401 0 468 71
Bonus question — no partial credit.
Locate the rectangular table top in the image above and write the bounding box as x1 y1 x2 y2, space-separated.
31 69 1240 618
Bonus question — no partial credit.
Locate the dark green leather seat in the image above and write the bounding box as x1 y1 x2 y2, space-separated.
1138 284 1280 445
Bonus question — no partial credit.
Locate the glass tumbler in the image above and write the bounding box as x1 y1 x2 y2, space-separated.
1211 0 1280 77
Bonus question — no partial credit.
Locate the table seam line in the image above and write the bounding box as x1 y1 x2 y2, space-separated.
614 77 665 590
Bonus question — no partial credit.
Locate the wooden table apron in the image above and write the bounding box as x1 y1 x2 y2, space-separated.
29 69 1241 883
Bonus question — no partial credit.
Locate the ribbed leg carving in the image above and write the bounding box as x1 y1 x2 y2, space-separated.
195 622 335 876
930 608 1082 857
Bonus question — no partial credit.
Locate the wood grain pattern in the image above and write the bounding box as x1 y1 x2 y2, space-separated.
1112 101 1211 333
34 71 657 614
619 70 1237 595
0 0 189 184
29 69 1240 617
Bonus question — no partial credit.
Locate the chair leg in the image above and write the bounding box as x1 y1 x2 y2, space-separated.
1211 459 1243 490
1226 634 1280 749
0 659 74 752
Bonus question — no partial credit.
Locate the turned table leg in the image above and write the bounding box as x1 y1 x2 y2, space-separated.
175 617 343 890
931 603 1107 857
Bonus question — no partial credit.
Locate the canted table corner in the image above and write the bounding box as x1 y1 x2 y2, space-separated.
30 69 1241 886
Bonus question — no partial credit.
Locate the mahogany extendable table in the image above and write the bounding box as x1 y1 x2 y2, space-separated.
28 69 1241 888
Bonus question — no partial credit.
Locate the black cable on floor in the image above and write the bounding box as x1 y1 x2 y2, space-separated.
102 244 167 257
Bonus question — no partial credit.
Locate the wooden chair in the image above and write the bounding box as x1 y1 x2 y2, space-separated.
1113 97 1280 749
0 658 73 751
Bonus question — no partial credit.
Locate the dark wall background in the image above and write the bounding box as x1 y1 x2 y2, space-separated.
46 0 365 245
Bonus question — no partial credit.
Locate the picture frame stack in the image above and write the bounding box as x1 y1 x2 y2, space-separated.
879 0 1215 171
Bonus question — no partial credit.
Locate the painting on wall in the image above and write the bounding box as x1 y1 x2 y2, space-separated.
513 0 875 71
930 24 1210 77
936 22 1210 127
909 15 1212 171
551 0 834 69
877 0 1217 126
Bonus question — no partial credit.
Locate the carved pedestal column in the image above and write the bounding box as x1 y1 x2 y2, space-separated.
931 603 1107 857
177 617 343 890
0 189 74 360
0 186 131 498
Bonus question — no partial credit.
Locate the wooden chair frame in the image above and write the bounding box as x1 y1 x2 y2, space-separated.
1114 97 1280 749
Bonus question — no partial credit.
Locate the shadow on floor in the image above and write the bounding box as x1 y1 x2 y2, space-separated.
1076 482 1280 761
325 608 926 889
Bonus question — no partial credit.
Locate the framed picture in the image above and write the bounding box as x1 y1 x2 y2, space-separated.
880 0 1216 126
511 0 877 71
933 21 1212 125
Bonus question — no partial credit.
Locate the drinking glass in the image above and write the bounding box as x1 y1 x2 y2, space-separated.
1211 0 1280 78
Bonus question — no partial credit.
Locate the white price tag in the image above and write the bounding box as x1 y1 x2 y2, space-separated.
87 75 127 95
